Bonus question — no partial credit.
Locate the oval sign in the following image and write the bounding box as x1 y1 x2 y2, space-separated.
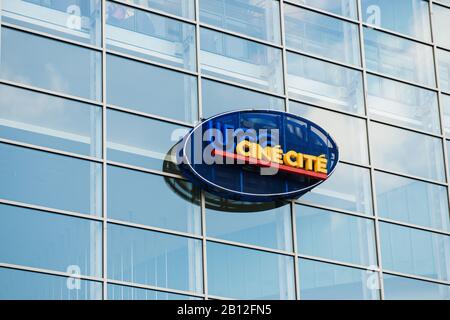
178 110 339 202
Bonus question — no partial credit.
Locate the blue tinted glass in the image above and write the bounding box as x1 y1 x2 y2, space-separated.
287 52 364 115
361 0 431 41
108 165 201 235
289 101 369 165
442 94 450 136
108 224 203 293
375 171 450 232
199 0 281 44
115 0 195 19
106 1 196 71
206 204 292 251
201 79 285 118
2 0 102 45
106 54 198 123
0 27 102 101
108 284 201 300
0 84 102 157
370 122 445 182
364 27 435 87
433 4 450 49
380 222 450 281
200 28 284 94
207 242 295 299
0 143 102 216
437 49 450 94
296 205 377 266
289 0 357 19
383 274 450 300
367 74 440 134
298 259 380 300
0 204 102 277
284 4 360 66
106 109 190 172
301 163 374 216
0 268 102 300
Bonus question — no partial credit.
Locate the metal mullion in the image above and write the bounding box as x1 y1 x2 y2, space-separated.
366 70 439 92
200 191 208 299
378 217 450 236
0 79 103 107
106 279 205 299
295 200 376 221
357 0 385 300
105 48 199 77
206 237 296 258
201 74 287 100
361 22 433 47
108 0 196 25
434 0 450 10
288 97 368 120
101 0 108 300
373 166 448 187
0 198 103 223
290 201 301 300
285 47 364 72
199 23 283 49
297 254 379 273
369 118 445 139
0 263 104 283
1 22 102 52
106 161 187 181
382 270 450 286
107 219 203 241
283 0 359 24
0 138 103 164
106 104 195 128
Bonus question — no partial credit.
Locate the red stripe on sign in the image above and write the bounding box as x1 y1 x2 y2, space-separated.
212 149 328 180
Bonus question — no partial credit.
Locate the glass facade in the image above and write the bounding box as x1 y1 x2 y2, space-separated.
0 0 449 300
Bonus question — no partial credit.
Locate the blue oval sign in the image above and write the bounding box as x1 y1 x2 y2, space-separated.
177 110 339 202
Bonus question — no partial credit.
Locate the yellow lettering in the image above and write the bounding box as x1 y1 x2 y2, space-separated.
236 140 252 157
283 150 298 167
303 154 317 171
315 155 328 174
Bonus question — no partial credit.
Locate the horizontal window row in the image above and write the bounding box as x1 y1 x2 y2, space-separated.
1 265 449 300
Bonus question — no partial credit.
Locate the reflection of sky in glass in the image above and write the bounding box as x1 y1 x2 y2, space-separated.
370 122 445 181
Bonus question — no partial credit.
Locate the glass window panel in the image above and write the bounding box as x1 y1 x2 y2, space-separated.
0 84 102 157
287 52 364 115
370 122 445 181
106 1 196 71
383 274 450 300
375 171 450 232
201 79 284 118
0 27 102 101
0 204 102 277
200 28 284 94
106 109 190 172
288 0 358 19
106 54 198 123
298 259 380 300
436 0 450 6
361 0 431 42
301 163 374 216
115 0 195 19
199 0 281 44
107 284 200 300
296 205 377 266
367 74 440 134
1 0 102 46
206 204 292 251
0 143 102 216
364 27 436 88
0 268 102 300
437 48 450 94
108 165 201 235
207 242 295 299
380 222 450 281
284 4 360 66
442 94 450 136
108 224 203 293
289 101 369 165
433 4 450 49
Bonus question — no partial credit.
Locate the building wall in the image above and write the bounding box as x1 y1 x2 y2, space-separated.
0 0 449 300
